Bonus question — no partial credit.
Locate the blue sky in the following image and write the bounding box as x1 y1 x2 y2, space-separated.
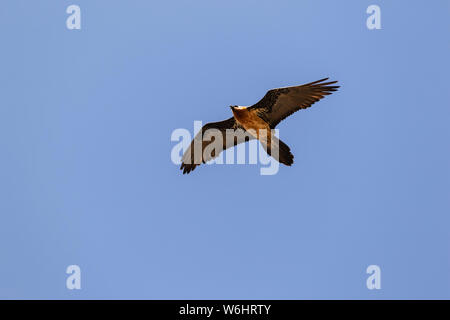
0 0 449 299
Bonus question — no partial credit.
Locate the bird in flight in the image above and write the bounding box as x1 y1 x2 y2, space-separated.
180 78 339 174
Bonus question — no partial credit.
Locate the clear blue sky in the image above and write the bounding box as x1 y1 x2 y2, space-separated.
0 0 449 299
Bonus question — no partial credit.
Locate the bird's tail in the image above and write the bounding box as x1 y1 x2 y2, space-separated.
264 136 294 166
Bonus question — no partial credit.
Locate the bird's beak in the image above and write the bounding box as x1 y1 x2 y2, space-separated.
230 106 234 110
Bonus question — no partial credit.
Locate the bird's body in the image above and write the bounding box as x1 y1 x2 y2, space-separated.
180 78 339 174
231 107 270 139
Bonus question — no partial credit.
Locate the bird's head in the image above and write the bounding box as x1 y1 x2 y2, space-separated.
230 105 246 111
230 106 247 117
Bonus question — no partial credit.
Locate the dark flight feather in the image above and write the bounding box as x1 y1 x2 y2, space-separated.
180 117 253 174
249 78 339 128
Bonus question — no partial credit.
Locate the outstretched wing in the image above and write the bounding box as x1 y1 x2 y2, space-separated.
180 117 254 174
249 78 339 128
